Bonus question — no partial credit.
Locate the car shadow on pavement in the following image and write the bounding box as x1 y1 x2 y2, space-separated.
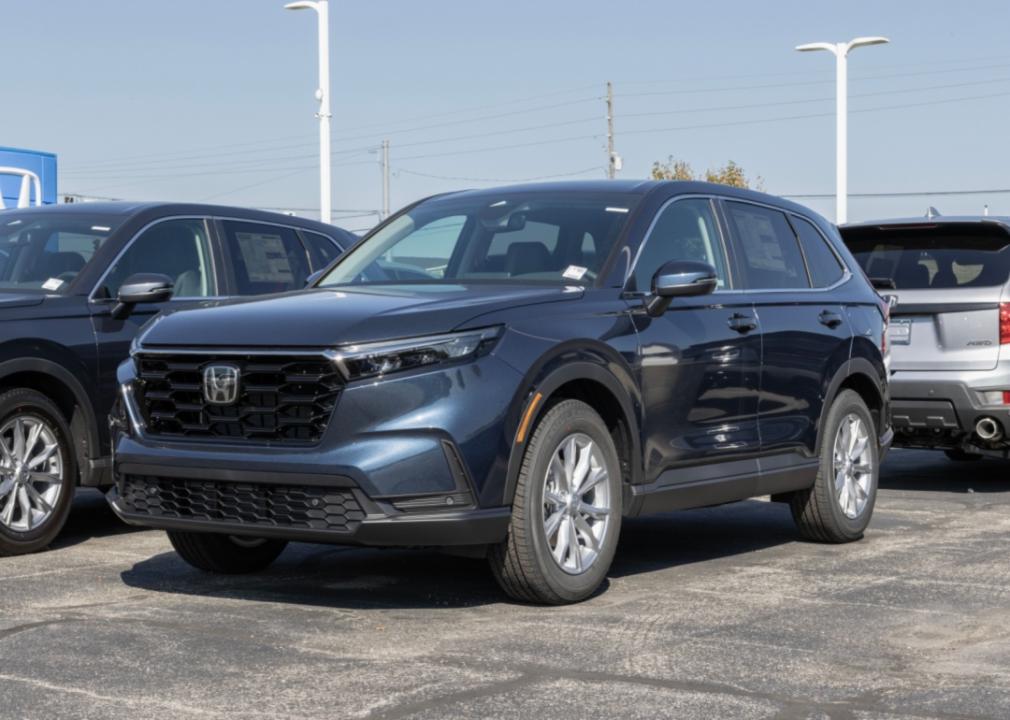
879 450 1010 494
49 488 144 551
119 499 798 608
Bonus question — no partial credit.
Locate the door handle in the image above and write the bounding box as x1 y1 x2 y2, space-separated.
819 310 843 329
728 313 757 334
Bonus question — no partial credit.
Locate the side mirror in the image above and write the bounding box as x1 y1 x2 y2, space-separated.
111 273 174 320
645 260 718 317
304 268 326 288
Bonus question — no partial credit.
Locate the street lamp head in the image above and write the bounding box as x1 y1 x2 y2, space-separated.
284 1 318 11
848 36 890 50
795 42 837 54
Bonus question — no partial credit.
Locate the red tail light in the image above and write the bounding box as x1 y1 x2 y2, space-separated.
1002 391 1010 405
1001 303 1010 345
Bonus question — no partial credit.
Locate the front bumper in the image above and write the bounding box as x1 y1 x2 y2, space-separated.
109 350 523 546
106 484 510 547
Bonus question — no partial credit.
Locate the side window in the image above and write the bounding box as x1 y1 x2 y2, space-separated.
221 221 310 294
632 198 729 293
301 230 342 269
791 216 844 288
101 219 214 298
725 202 810 290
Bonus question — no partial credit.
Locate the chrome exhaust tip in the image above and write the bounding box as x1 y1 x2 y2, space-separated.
976 417 1003 442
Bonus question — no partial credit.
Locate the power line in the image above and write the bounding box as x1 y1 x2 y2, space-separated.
393 166 602 184
783 188 1010 199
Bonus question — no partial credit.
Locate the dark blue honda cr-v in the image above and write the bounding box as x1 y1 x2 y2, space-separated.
109 181 892 604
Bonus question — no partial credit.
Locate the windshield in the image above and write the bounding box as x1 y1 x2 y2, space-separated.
845 224 1010 290
0 213 120 292
318 191 640 287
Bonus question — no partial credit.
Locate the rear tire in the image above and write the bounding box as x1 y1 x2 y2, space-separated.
791 390 878 543
944 448 982 462
489 399 622 604
0 389 77 556
167 530 287 574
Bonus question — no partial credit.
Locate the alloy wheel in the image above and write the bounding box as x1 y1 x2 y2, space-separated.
541 433 612 575
833 413 873 520
0 415 63 533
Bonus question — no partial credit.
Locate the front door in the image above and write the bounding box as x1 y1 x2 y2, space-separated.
630 197 761 486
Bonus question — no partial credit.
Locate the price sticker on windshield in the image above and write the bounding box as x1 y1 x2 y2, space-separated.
562 265 588 281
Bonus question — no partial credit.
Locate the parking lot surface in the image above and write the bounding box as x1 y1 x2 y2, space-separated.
3 449 1009 719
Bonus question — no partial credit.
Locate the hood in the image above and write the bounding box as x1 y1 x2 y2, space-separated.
0 292 47 310
139 284 583 348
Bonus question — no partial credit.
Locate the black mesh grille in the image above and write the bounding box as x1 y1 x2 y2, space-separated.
134 353 341 444
120 475 364 532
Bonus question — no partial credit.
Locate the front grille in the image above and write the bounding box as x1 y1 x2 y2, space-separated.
135 353 341 444
120 475 364 532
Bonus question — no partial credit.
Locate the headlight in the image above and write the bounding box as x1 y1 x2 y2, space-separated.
332 327 501 381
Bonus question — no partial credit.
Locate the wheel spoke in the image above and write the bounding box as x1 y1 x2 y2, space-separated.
29 471 60 486
563 437 577 487
544 509 564 539
544 490 566 509
27 443 58 469
24 483 53 514
552 515 571 564
578 501 610 519
573 514 600 552
0 489 15 526
17 485 31 528
834 469 847 492
12 418 25 462
24 421 42 460
571 442 591 494
576 464 606 497
0 477 13 501
853 463 872 475
568 517 581 573
849 435 869 462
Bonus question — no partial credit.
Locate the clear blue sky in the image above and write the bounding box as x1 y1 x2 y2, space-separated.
4 0 1010 228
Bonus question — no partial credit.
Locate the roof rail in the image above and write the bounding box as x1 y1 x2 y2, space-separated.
0 167 43 209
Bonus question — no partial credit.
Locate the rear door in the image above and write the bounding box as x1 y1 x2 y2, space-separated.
842 222 1010 371
722 200 852 456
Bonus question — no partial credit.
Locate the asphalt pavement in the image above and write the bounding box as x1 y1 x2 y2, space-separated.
2 449 1009 719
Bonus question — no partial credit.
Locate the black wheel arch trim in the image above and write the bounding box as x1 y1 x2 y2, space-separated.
500 343 643 507
0 356 101 486
816 356 888 455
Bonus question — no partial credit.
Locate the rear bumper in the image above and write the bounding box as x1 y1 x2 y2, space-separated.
890 371 1010 447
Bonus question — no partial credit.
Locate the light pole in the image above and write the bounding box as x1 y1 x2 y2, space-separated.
285 0 332 225
795 36 889 224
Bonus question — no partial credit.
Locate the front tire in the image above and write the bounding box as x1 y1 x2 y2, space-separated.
167 531 287 574
791 389 879 543
0 389 76 556
489 399 622 604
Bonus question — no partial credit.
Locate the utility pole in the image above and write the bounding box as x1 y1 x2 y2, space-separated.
381 139 390 220
606 81 618 179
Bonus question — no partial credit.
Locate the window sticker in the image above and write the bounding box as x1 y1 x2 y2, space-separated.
235 232 294 282
562 265 588 280
42 278 64 292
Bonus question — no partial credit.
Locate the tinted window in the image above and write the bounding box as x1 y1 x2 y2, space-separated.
318 193 638 287
792 216 844 287
221 221 310 294
726 202 809 290
844 225 1010 289
102 218 214 298
302 230 341 268
0 214 118 292
633 198 729 292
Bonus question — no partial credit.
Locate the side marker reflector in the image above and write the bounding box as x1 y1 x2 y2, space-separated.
515 392 543 444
